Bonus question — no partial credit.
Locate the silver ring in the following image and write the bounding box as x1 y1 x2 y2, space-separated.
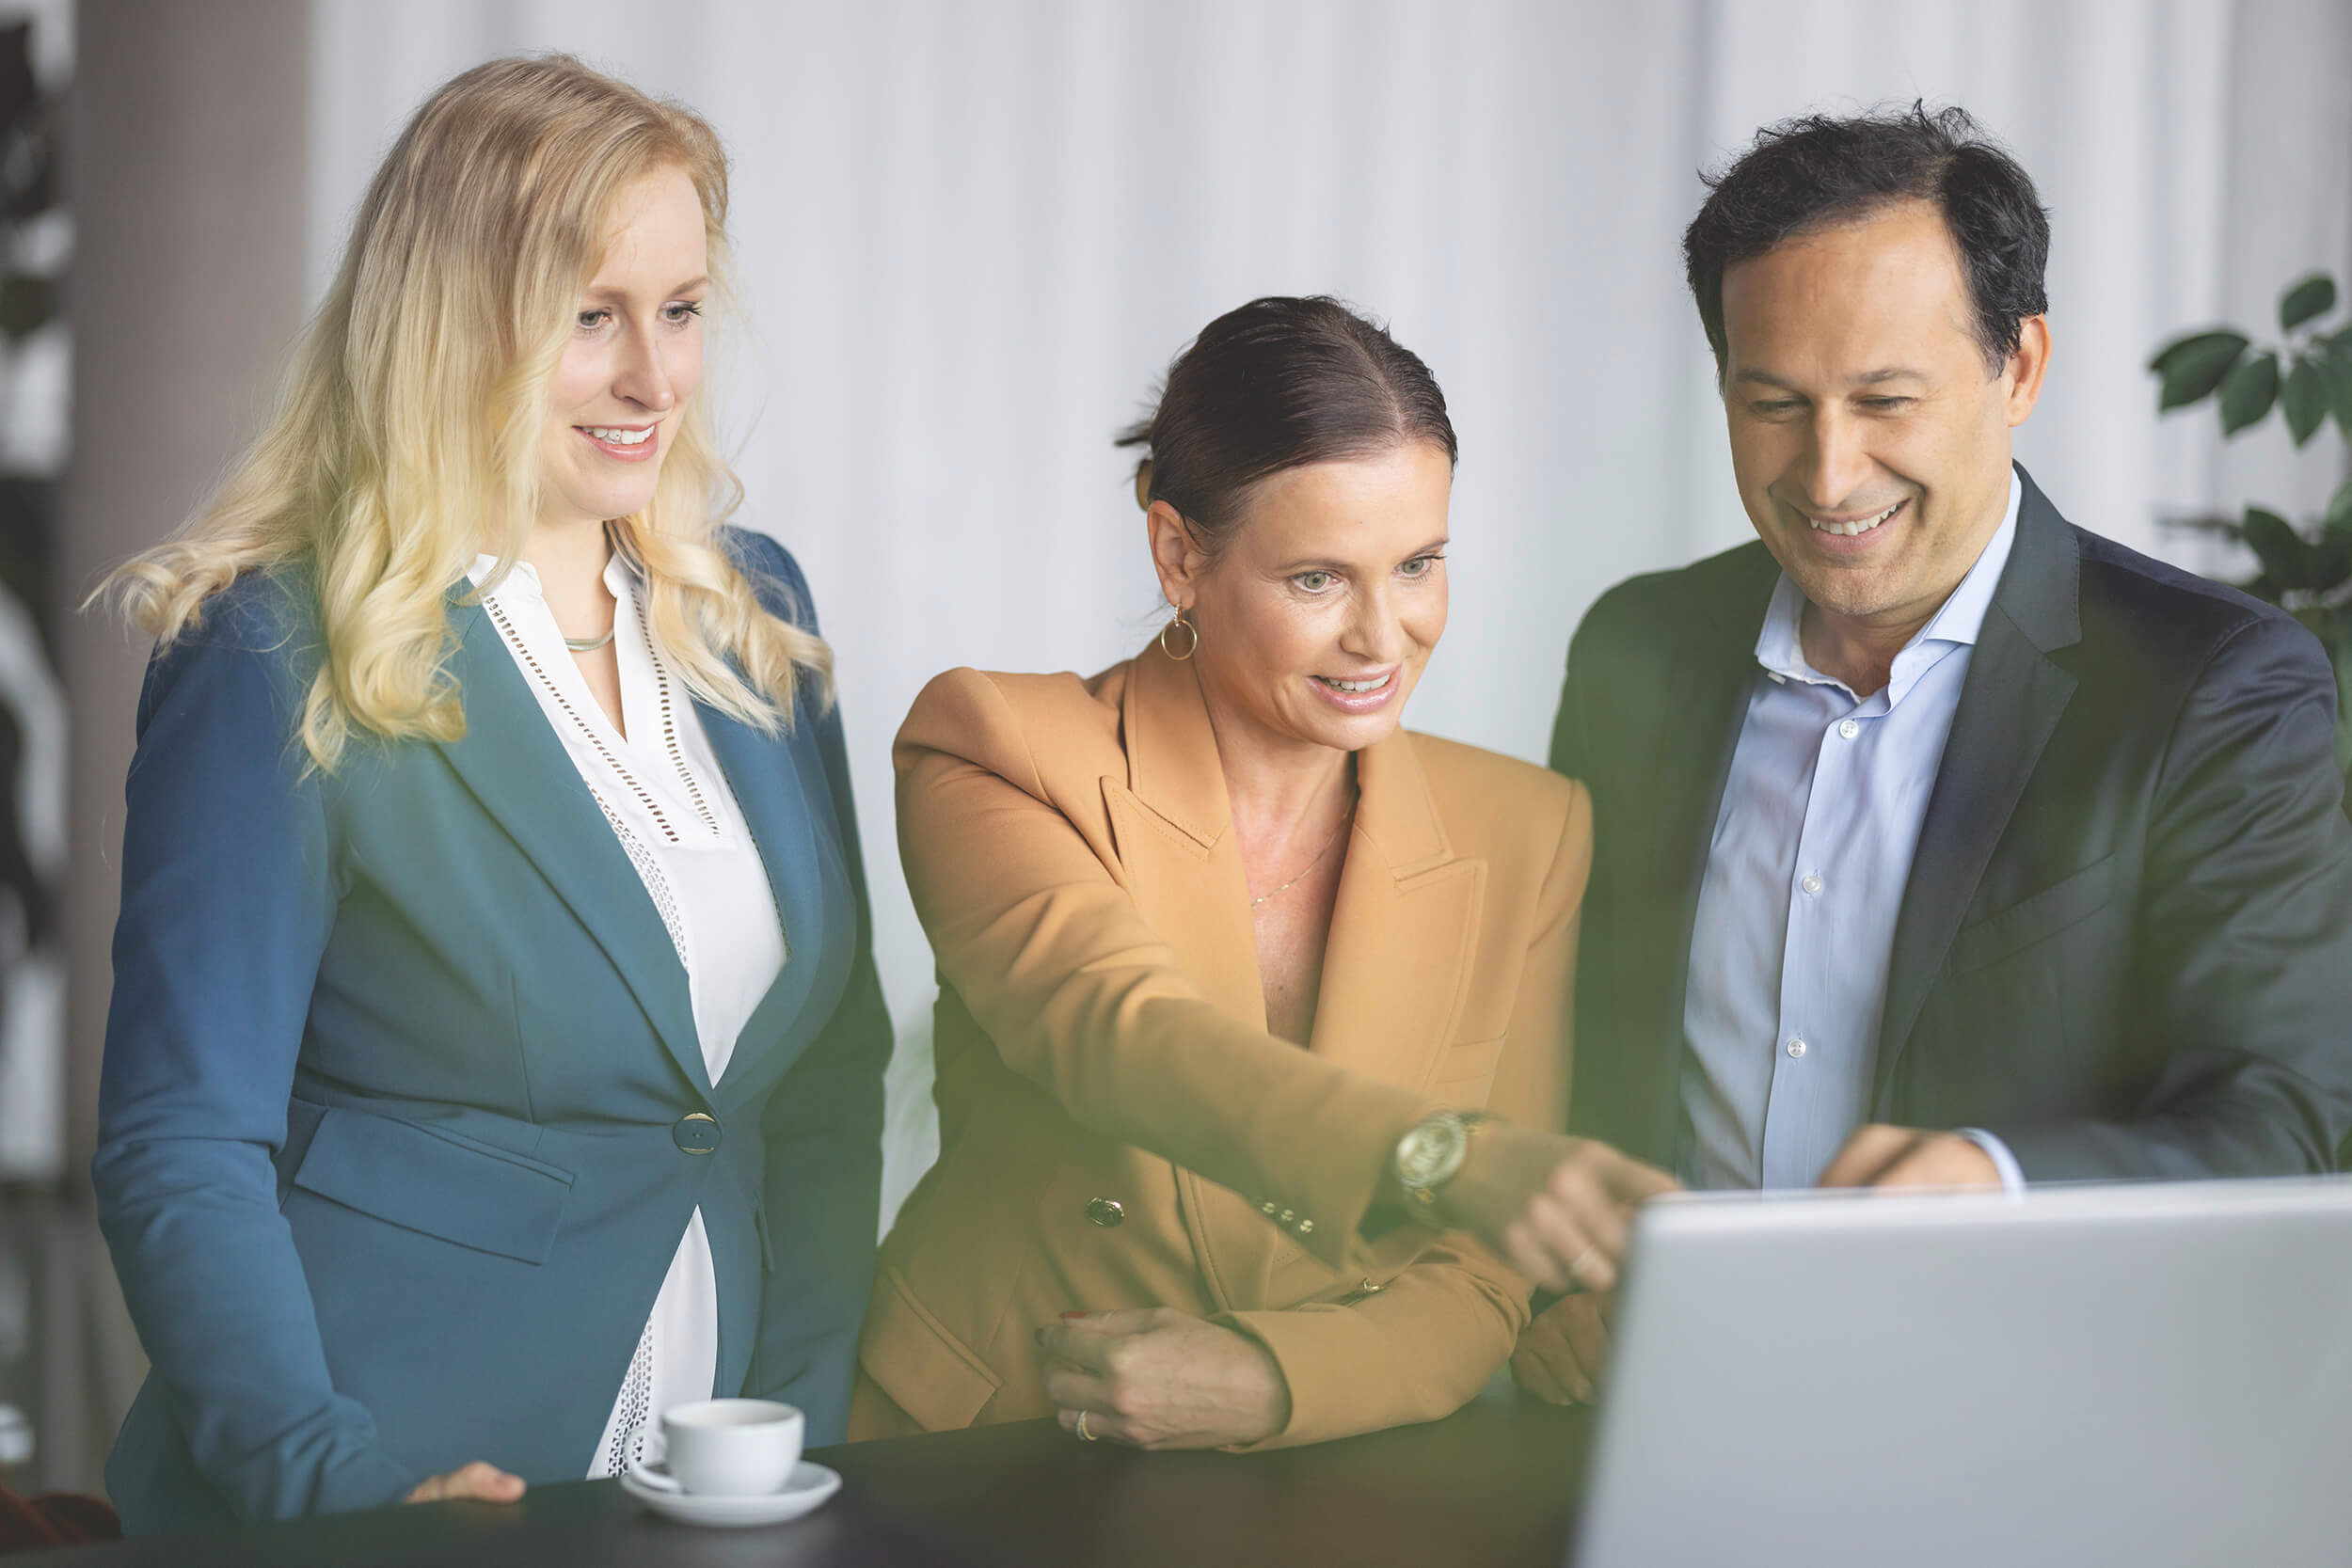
1074 1408 1097 1442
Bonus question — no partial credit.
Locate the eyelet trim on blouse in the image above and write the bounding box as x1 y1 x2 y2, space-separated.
482 580 788 966
637 594 720 835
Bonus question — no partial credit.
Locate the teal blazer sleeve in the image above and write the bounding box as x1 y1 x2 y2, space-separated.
730 534 893 1430
93 577 419 1520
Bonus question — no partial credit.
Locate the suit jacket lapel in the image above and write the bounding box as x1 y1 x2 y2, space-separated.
698 695 854 1100
1875 467 2083 1104
1105 644 1266 1023
1307 728 1480 1093
1627 551 1780 1159
435 596 708 1095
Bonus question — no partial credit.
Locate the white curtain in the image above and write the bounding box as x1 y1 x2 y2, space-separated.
304 0 2352 1223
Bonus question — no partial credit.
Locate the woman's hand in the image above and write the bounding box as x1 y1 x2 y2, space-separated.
1037 1307 1292 1449
1438 1125 1679 1293
1512 1290 1615 1404
405 1462 526 1505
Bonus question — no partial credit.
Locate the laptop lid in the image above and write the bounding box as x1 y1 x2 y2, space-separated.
1570 1177 2352 1568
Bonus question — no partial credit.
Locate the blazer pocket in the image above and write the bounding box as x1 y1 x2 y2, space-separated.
1423 1035 1506 1105
1945 853 2120 977
289 1106 574 1264
857 1266 1001 1432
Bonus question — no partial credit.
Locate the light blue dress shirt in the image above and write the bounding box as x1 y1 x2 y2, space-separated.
1678 475 2026 1192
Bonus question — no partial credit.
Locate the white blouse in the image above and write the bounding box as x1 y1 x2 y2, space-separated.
469 551 787 1479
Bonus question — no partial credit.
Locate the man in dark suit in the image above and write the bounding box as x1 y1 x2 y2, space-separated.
1515 105 2352 1404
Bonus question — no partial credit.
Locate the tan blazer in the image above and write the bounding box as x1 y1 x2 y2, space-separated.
853 641 1591 1448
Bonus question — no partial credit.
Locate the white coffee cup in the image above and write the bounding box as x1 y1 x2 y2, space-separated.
642 1398 804 1497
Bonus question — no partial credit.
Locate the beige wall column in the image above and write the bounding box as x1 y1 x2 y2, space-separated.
45 3 310 1489
63 0 312 1173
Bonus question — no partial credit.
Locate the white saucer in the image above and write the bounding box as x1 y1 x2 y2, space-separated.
620 1459 843 1527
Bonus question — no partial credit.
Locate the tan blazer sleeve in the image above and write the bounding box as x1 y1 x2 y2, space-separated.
895 668 1435 1271
1211 779 1591 1447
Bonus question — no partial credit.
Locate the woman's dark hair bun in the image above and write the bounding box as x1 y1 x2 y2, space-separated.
1117 295 1454 550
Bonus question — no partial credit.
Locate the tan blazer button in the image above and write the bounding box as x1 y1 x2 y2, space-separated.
1085 1197 1125 1227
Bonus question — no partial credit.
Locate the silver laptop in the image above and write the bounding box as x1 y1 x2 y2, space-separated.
1571 1177 2352 1568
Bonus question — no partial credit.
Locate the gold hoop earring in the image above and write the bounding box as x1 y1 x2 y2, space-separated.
1160 608 1199 662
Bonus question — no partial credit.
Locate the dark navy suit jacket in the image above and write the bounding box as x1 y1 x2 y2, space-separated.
1553 467 2352 1179
93 530 891 1533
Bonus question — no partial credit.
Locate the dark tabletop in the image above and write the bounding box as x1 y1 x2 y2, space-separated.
24 1391 1591 1568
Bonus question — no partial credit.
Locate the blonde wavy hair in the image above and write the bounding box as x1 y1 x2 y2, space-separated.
97 54 831 771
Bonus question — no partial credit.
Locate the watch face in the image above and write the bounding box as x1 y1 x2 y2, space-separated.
1396 1118 1464 1188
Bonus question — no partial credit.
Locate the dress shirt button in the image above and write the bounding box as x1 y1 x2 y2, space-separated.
1786 1037 1807 1060
1085 1197 1125 1228
673 1112 722 1154
1801 872 1823 895
1837 719 1861 740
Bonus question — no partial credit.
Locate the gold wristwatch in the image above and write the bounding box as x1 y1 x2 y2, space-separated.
1392 1110 1490 1218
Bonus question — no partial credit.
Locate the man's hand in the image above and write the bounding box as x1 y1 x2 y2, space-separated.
405 1462 525 1505
1818 1124 2000 1189
1038 1307 1291 1449
1438 1125 1680 1293
1512 1290 1614 1405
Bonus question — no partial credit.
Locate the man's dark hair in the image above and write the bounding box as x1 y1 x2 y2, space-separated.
1683 103 2050 377
1117 295 1455 554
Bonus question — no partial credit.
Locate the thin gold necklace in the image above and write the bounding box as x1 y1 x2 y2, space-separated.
1249 792 1357 907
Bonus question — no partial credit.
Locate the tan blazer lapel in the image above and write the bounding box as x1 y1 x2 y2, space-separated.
1099 642 1265 1025
1308 729 1484 1094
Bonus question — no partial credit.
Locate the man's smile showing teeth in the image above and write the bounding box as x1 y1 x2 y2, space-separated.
1804 499 1905 536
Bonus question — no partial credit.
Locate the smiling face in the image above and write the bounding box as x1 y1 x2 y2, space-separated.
536 166 710 531
1151 442 1453 759
1719 199 2046 640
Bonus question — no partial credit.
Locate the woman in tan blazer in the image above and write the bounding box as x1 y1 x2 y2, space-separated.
854 297 1676 1451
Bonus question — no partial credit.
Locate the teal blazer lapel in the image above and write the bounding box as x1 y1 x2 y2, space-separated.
697 691 854 1101
434 597 709 1096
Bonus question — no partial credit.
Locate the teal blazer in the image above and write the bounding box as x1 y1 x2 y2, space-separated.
92 531 890 1533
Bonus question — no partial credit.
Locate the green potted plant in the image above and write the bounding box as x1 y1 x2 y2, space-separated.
2150 271 2352 784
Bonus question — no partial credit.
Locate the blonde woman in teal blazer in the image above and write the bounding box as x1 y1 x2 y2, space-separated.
90 58 888 1533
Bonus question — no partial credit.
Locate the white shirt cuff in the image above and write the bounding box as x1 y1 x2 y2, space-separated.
1955 1127 2026 1196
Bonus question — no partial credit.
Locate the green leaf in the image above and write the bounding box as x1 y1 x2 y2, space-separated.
2218 350 2280 436
2283 355 2328 445
2328 477 2352 533
2151 329 2249 410
2281 273 2338 333
2312 531 2352 590
2327 343 2352 443
2241 506 2310 586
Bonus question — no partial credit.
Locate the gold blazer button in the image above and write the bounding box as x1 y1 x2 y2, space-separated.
1085 1197 1125 1228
